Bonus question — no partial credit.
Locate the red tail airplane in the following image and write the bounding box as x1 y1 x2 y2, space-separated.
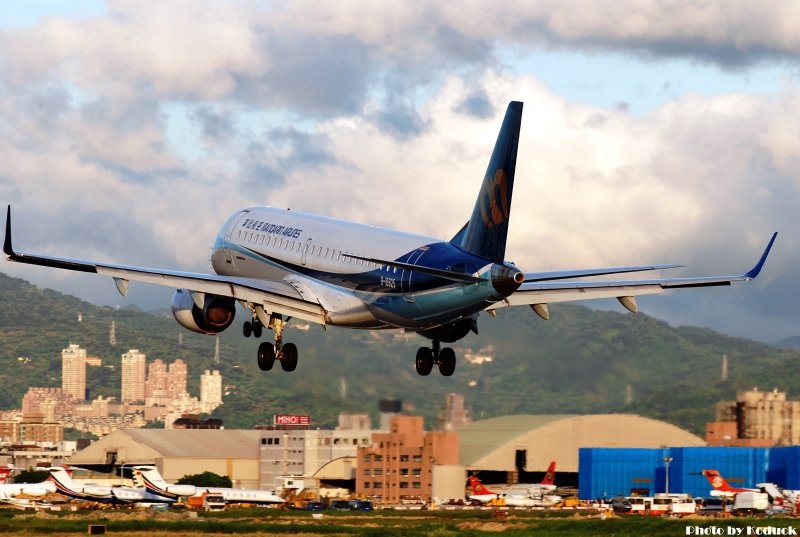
702 469 758 496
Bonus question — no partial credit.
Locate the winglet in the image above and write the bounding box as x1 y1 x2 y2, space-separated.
3 205 13 256
743 232 777 279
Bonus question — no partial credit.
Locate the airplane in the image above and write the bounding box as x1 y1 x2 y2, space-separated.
132 466 196 501
48 467 175 505
467 473 561 507
3 101 778 377
470 460 558 501
701 469 759 497
0 465 13 484
133 465 284 505
0 470 55 503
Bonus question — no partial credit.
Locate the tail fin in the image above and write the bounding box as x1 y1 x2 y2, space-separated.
468 475 496 496
541 461 556 486
133 466 167 491
453 101 523 262
0 465 13 484
702 469 738 492
48 467 78 490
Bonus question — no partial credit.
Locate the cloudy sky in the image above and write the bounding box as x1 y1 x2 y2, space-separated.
1 0 799 343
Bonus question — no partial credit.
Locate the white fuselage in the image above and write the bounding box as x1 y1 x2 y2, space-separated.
209 206 506 330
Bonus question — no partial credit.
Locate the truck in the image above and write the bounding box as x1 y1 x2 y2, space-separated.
732 492 769 515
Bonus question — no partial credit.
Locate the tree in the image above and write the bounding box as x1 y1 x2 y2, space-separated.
176 471 232 488
15 469 48 483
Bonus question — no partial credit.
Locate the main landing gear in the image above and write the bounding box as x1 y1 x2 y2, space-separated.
415 340 456 377
242 313 298 373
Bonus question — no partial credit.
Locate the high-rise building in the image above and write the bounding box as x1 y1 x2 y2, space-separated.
707 388 800 446
121 349 147 403
145 359 168 406
356 415 459 504
61 344 87 401
438 393 472 431
167 359 188 399
200 370 223 413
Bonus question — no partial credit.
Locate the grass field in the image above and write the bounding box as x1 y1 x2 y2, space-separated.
1 507 799 536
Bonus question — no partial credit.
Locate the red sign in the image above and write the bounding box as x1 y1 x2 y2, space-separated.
273 414 311 426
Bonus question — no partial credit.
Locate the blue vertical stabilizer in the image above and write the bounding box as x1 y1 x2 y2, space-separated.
454 101 523 262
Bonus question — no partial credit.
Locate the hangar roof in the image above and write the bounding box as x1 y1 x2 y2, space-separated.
69 429 261 465
457 414 705 473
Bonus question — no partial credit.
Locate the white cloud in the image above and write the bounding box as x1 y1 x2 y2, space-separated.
0 1 798 341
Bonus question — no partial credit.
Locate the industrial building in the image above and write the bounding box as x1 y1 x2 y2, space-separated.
579 446 800 499
64 412 722 501
67 429 262 488
457 414 705 482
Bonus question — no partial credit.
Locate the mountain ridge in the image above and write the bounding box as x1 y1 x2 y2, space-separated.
1 271 798 435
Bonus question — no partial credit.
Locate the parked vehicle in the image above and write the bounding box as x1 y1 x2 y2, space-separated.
733 492 769 514
203 495 226 511
610 497 632 513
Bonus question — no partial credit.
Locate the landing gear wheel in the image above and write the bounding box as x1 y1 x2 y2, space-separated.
252 321 263 338
438 347 456 376
257 342 275 371
281 343 298 372
243 321 252 338
415 347 434 376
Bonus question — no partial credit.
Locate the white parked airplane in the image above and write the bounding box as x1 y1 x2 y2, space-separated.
133 466 284 505
48 467 175 505
3 101 777 376
0 472 55 503
468 473 561 507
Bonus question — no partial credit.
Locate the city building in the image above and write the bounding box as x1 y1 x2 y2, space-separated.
18 414 64 443
22 388 74 420
61 344 87 401
145 359 168 406
167 359 188 399
200 370 223 413
120 349 146 404
356 415 460 504
259 414 374 491
438 393 472 431
145 358 189 407
707 388 800 446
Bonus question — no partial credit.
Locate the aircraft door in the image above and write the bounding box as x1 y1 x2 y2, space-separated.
400 248 427 304
301 238 313 266
223 210 249 267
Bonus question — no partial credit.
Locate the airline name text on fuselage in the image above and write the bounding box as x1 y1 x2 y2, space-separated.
241 218 303 239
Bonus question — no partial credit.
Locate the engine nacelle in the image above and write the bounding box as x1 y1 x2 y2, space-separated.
20 485 48 497
171 289 236 334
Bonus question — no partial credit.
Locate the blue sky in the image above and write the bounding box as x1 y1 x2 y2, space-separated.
1 1 799 344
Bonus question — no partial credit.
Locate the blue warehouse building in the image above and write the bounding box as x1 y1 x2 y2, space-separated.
579 446 800 499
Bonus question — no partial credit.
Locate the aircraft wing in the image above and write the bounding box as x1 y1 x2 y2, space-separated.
497 232 777 312
4 207 326 325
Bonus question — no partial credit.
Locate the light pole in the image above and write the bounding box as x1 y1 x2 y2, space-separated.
663 456 673 494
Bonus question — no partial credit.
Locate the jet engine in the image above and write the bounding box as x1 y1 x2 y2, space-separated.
20 486 48 497
171 289 236 334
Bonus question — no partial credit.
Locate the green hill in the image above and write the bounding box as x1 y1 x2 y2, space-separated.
1 271 798 435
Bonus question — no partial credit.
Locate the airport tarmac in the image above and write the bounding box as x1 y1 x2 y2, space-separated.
2 506 800 536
